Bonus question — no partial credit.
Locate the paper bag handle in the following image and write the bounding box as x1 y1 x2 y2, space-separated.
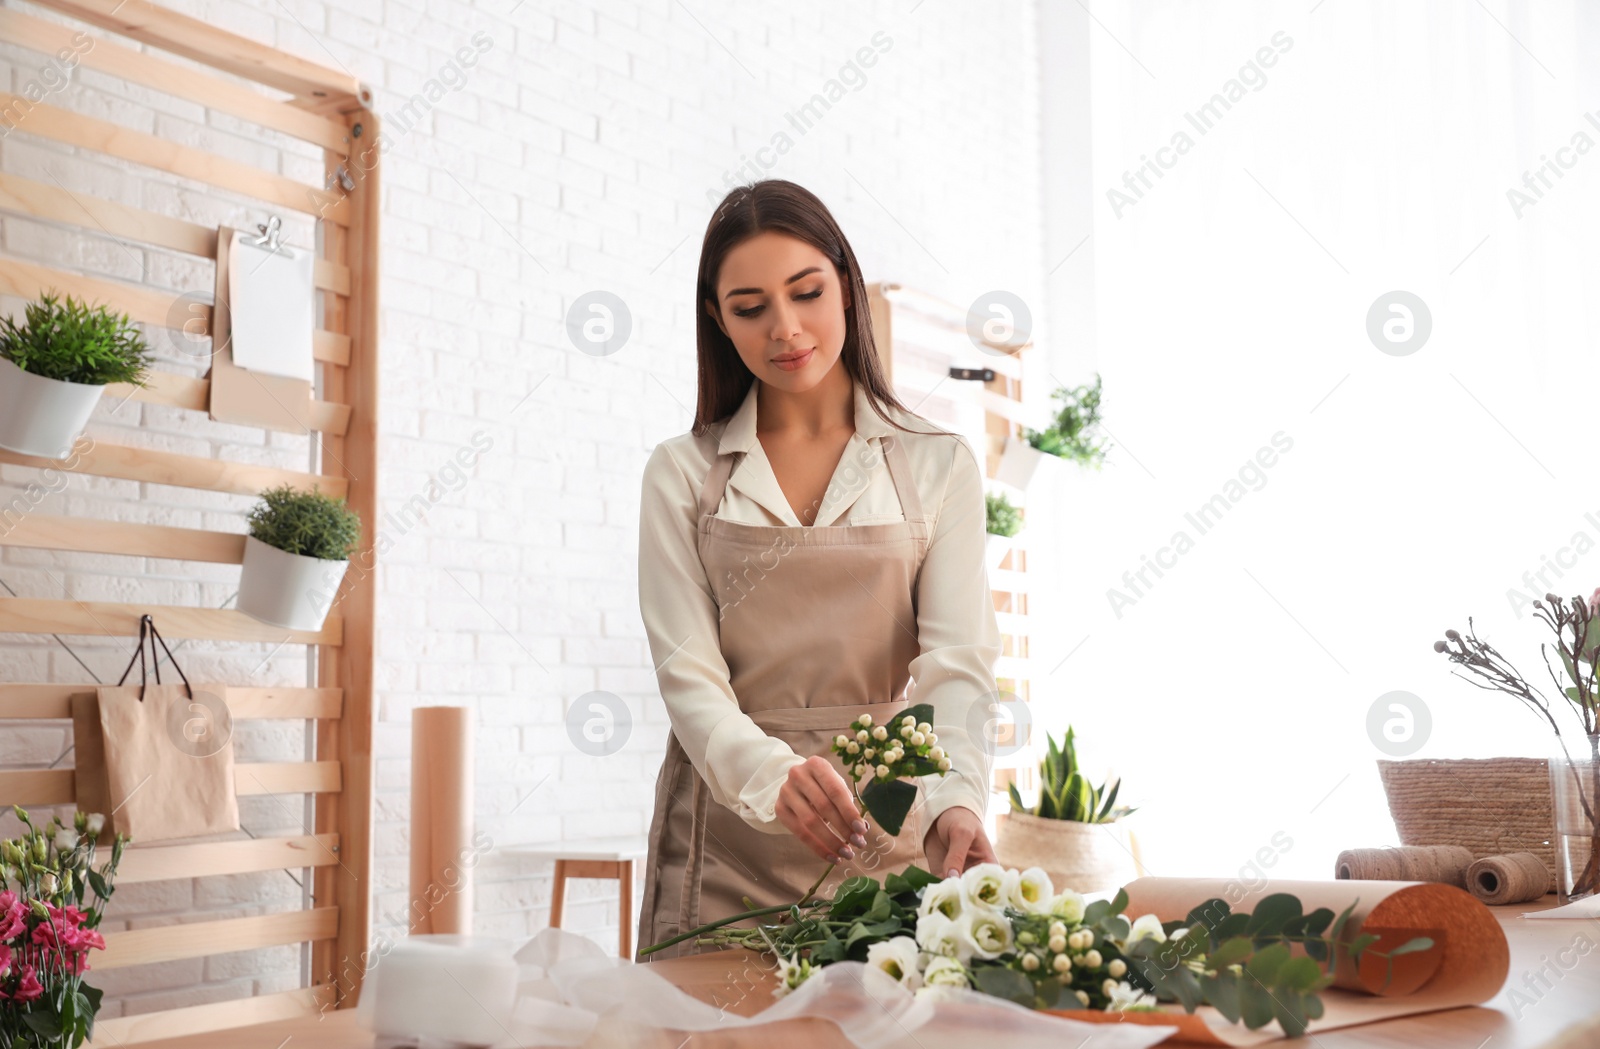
115 614 194 702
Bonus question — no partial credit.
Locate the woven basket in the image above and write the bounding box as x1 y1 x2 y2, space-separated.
1377 757 1556 873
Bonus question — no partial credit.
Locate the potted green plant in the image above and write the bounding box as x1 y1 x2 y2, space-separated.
996 726 1137 893
985 489 1023 571
0 291 152 458
237 484 361 630
996 373 1110 491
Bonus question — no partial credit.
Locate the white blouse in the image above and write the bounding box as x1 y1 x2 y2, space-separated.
637 378 1002 838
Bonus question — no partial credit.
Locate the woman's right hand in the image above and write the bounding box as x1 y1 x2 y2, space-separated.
777 755 869 864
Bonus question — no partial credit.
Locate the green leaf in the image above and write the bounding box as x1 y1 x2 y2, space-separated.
1207 935 1254 969
829 876 878 917
1199 973 1242 1023
1278 955 1326 992
1238 977 1276 1029
23 1011 64 1038
884 865 938 896
1244 942 1291 984
1389 936 1434 957
973 966 1037 1006
1244 895 1301 939
860 777 918 836
1269 991 1312 1039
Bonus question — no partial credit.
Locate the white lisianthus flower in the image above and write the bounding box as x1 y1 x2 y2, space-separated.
85 813 106 836
917 877 964 921
1104 980 1158 1012
773 955 816 998
922 955 970 988
1004 866 1055 913
960 863 1007 909
54 828 77 853
1048 890 1087 924
866 936 923 990
914 911 973 963
964 908 1014 959
1127 914 1167 945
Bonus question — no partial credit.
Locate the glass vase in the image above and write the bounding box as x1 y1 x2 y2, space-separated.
1548 738 1600 904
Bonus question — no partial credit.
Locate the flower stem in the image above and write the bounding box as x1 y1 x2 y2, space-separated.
637 903 796 956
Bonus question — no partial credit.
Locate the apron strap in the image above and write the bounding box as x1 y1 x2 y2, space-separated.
697 450 736 519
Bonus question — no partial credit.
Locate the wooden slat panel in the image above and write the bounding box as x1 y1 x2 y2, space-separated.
117 833 340 884
0 171 353 294
0 599 341 645
102 372 352 435
0 514 244 562
86 985 333 1047
0 762 342 807
0 683 343 720
99 907 338 970
0 92 349 224
0 9 349 150
0 257 353 363
33 0 366 107
0 436 348 498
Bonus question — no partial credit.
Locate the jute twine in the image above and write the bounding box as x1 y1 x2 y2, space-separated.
1376 757 1556 873
1335 845 1474 887
1466 851 1553 905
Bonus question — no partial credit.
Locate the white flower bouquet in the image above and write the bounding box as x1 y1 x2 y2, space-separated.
641 707 1434 1039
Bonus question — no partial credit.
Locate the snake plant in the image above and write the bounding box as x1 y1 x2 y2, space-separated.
1008 726 1134 823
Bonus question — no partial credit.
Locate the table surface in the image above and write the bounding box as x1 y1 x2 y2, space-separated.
116 894 1600 1049
501 836 650 861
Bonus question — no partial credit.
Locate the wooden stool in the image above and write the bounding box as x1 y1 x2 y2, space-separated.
506 837 648 957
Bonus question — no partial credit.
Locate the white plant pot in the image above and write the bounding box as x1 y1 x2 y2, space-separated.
995 434 1062 492
0 357 106 458
237 535 349 630
985 532 1014 572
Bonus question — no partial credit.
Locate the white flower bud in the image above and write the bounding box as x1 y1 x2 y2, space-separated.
876 764 891 778
872 725 888 740
1052 953 1070 973
1074 989 1090 1006
901 715 915 727
910 731 925 745
886 749 900 763
917 722 932 734
1083 949 1102 968
1102 978 1118 997
863 747 875 759
1108 959 1127 978
1021 953 1040 971
857 729 870 743
928 746 945 761
1048 920 1066 937
937 758 951 771
1048 935 1066 953
85 813 105 836
835 735 849 748
925 732 938 745
846 741 860 753
860 713 874 727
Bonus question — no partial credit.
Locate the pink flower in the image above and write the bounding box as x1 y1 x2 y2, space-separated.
0 943 10 978
0 962 42 1003
1590 586 1599 617
0 891 25 941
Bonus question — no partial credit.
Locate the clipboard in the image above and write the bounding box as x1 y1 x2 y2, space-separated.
207 221 316 433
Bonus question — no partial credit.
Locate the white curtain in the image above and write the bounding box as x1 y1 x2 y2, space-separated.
1035 1 1600 883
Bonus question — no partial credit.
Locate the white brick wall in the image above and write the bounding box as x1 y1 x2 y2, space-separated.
0 0 1049 1015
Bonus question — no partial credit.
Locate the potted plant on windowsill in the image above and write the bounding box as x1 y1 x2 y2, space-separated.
996 373 1110 491
996 726 1137 893
985 489 1023 572
0 291 152 458
237 484 361 631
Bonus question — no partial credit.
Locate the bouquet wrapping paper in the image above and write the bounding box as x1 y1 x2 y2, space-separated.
1051 877 1510 1046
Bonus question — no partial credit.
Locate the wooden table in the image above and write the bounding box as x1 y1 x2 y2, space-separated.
118 895 1600 1048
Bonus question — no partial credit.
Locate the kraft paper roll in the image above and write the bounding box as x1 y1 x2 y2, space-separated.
1051 877 1509 1046
410 706 474 935
1466 851 1552 905
1334 844 1474 887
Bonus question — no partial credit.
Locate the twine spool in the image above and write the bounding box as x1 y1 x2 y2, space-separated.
1466 852 1553 905
1335 845 1475 887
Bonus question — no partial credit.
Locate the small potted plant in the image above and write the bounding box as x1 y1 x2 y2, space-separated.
237 484 361 631
996 726 1137 893
0 291 152 458
996 373 1110 491
985 489 1023 572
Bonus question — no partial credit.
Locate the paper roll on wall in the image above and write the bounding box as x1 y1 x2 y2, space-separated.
410 706 474 935
1053 877 1510 1047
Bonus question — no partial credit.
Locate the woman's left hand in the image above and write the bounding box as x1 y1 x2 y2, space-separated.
922 806 997 879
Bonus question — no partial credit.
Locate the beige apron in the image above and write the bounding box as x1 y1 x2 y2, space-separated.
636 425 934 962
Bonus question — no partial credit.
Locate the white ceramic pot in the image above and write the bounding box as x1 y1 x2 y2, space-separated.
985 531 1013 572
995 434 1061 492
0 357 106 458
995 810 1135 895
237 534 349 630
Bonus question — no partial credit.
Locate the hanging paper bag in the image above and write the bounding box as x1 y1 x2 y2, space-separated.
86 614 241 844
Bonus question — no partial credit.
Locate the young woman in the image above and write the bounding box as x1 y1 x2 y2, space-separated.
635 180 1003 961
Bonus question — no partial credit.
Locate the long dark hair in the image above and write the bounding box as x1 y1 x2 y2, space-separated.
692 179 955 441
